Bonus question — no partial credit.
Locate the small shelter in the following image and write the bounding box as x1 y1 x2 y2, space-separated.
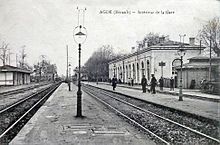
0 65 31 86
175 56 220 89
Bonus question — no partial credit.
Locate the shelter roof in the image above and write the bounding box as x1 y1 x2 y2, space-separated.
0 65 31 74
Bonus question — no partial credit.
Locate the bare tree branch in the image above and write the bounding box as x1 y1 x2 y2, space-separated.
0 42 9 66
197 17 220 56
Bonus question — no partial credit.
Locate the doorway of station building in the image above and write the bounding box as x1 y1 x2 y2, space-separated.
22 74 25 84
132 63 136 83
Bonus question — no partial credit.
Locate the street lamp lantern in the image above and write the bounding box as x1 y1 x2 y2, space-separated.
177 48 186 57
73 25 87 44
73 7 87 118
177 34 186 101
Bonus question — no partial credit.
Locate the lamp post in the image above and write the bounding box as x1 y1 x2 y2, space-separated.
177 34 186 101
73 7 87 117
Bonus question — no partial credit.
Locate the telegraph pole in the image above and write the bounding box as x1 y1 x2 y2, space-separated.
8 48 11 65
66 45 71 91
209 38 212 82
16 54 18 67
66 45 69 81
178 34 186 101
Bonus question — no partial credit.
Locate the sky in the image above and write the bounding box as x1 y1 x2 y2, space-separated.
0 0 219 75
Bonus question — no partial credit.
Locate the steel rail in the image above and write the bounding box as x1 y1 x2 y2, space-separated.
84 87 170 145
0 86 35 96
0 83 48 97
0 83 59 139
84 85 220 144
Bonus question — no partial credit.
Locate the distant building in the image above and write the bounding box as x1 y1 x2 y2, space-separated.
73 66 88 81
108 37 205 84
175 56 220 89
0 65 31 86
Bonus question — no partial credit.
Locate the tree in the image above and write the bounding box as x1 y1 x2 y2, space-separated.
141 32 160 47
0 42 9 66
198 17 220 56
18 47 27 68
84 45 123 81
137 33 170 49
33 55 57 81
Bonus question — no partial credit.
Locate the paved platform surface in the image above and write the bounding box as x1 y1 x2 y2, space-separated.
10 83 156 145
98 82 220 102
85 82 220 121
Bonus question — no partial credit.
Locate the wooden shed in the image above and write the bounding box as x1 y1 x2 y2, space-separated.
0 65 31 86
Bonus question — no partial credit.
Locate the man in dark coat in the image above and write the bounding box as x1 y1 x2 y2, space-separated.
170 77 174 91
141 75 147 93
159 77 164 91
112 76 117 91
150 74 157 94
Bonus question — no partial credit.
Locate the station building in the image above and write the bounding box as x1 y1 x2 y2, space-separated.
108 37 205 84
73 66 88 81
0 65 31 86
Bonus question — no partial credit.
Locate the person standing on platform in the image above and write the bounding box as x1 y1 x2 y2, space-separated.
131 78 134 86
150 74 157 94
159 76 164 91
141 75 147 93
170 77 174 91
112 76 117 91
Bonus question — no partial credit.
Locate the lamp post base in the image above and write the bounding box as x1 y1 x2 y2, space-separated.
76 90 82 117
179 86 183 101
68 82 71 91
178 96 183 101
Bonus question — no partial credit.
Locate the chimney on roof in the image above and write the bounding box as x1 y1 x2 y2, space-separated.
144 41 149 47
189 37 195 46
159 36 165 43
131 47 136 53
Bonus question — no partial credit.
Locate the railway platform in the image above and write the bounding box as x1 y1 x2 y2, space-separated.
9 83 155 145
98 82 220 102
85 82 220 121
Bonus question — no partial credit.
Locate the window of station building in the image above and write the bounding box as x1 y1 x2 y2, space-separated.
141 61 145 78
126 65 128 79
172 67 177 75
129 64 131 78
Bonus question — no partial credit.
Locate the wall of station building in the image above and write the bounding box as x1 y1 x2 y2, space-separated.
109 49 201 84
0 71 31 86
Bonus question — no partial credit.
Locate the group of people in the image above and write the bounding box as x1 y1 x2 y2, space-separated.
111 74 175 93
141 75 175 93
159 76 175 91
141 74 157 94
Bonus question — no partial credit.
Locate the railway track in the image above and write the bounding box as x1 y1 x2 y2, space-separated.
0 83 52 111
83 84 220 145
0 83 48 97
0 82 61 145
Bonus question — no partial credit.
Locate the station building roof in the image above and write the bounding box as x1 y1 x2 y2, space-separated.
109 40 205 64
0 65 32 74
